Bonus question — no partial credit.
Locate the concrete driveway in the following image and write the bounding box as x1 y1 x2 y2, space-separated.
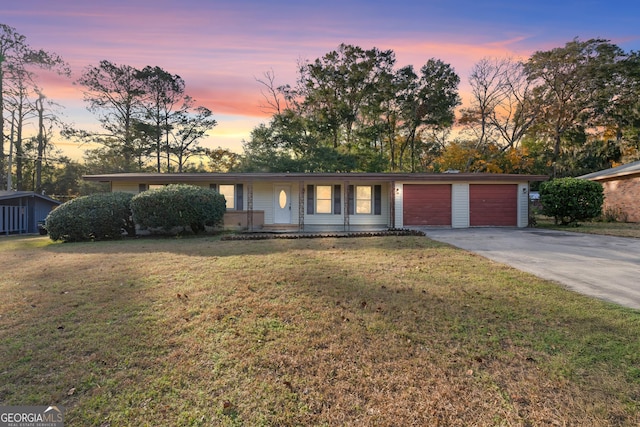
419 227 640 310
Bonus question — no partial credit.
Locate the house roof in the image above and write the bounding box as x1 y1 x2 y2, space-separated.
0 191 62 205
578 160 640 181
83 172 548 184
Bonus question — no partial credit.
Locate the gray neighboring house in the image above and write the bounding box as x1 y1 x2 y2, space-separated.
579 160 640 223
0 191 62 235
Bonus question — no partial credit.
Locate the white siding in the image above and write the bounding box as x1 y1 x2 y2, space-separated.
517 183 529 228
451 183 470 228
350 182 389 228
252 182 300 225
112 182 141 193
304 182 389 230
394 183 404 228
252 182 274 223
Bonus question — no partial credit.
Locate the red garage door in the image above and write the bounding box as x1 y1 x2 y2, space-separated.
403 184 451 226
470 184 517 226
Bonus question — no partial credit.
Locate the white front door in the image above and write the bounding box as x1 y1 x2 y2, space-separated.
274 185 292 224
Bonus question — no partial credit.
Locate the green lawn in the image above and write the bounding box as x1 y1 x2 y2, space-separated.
1 235 640 426
535 215 640 238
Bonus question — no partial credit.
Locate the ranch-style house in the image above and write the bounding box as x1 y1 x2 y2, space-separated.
83 172 547 232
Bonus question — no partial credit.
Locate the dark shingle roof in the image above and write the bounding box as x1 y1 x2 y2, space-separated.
0 191 62 204
579 160 640 181
83 172 548 184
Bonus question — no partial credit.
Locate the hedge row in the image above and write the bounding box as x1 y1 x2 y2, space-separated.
45 184 226 242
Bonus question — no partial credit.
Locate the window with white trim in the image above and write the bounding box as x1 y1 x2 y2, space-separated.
347 184 382 215
306 184 341 215
355 185 372 214
316 185 332 214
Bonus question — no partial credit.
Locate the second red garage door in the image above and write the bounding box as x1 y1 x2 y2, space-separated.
470 184 517 226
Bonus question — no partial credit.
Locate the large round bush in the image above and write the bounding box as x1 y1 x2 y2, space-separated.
540 177 603 225
130 184 226 234
45 192 135 242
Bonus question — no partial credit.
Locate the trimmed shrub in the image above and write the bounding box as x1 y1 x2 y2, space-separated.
130 184 226 234
540 177 604 225
45 192 135 242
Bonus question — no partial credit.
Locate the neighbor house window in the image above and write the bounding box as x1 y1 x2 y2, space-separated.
218 184 235 209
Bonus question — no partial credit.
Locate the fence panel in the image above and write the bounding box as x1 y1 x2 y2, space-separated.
1 206 28 234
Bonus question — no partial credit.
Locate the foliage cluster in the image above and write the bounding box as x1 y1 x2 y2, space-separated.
0 23 70 193
540 178 604 225
130 184 225 234
3 22 640 196
71 62 217 174
46 185 224 242
1 23 219 195
241 39 640 177
45 192 135 242
241 46 461 173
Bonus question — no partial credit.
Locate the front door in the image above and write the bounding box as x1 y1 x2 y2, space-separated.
274 185 292 224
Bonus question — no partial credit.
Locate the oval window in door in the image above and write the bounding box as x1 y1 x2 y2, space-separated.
279 189 287 209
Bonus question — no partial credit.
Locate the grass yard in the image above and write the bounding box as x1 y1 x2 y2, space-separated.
1 235 640 426
535 216 640 238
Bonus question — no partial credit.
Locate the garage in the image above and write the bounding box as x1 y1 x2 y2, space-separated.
469 184 517 226
403 184 451 226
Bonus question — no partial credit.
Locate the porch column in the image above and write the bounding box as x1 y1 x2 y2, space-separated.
298 181 305 231
246 182 254 231
390 180 396 229
344 180 350 231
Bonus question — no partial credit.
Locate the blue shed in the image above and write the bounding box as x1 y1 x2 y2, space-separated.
0 191 62 235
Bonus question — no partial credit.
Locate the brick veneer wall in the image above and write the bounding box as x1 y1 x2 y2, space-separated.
600 176 640 223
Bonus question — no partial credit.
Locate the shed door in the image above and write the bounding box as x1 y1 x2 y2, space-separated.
469 184 517 226
403 184 452 226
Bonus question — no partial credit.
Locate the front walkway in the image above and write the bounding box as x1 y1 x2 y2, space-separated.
221 229 423 240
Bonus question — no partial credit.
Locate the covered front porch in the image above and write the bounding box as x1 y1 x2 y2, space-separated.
236 178 395 233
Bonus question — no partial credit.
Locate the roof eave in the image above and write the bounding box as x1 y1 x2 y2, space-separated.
583 171 640 181
83 172 548 183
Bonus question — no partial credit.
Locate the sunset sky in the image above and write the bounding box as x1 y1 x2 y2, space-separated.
2 0 640 160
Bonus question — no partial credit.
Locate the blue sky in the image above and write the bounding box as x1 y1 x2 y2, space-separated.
2 0 639 157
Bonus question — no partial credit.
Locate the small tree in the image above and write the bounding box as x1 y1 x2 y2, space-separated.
539 177 603 225
45 192 135 242
130 184 225 234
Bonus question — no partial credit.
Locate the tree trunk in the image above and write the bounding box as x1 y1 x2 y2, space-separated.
0 70 4 190
35 96 45 192
15 102 23 190
6 112 14 190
